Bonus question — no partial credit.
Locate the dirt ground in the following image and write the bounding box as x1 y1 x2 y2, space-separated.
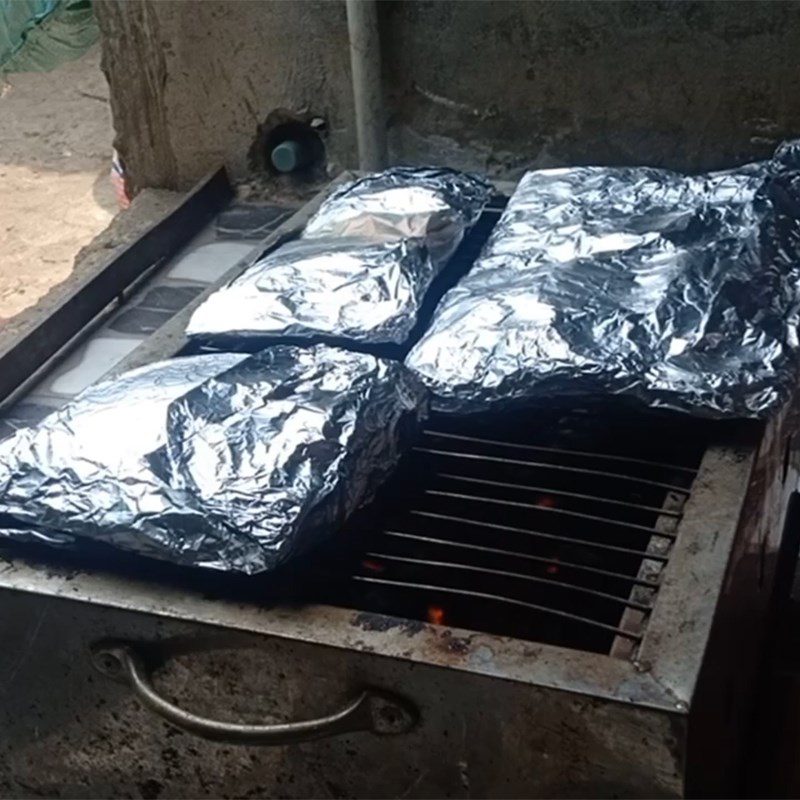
0 46 116 322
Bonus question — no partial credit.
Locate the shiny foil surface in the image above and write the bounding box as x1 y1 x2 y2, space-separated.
186 236 435 345
407 145 800 417
302 166 493 264
187 167 491 348
0 346 426 572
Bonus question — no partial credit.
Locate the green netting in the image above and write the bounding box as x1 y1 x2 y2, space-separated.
0 0 98 74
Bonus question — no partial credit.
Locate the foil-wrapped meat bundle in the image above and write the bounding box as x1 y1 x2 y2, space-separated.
0 353 245 549
303 166 493 264
186 166 492 348
185 236 435 346
406 142 800 418
0 346 427 572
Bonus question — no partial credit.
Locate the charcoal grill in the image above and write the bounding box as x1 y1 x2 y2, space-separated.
306 403 708 659
0 172 797 799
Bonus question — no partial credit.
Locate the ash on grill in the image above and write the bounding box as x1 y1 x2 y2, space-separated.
308 403 716 657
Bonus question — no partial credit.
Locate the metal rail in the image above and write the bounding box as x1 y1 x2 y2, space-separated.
414 447 692 494
424 490 678 538
424 430 699 474
408 510 671 562
352 576 643 641
381 531 661 589
435 472 684 517
364 552 653 612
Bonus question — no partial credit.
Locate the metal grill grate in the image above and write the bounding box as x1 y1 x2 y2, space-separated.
315 405 706 657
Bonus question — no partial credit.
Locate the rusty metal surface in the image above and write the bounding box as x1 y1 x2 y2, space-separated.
610 489 685 660
0 444 753 718
687 404 800 795
636 437 759 702
0 590 685 798
0 548 676 711
635 402 800 795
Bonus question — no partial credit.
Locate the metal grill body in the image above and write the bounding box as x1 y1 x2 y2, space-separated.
0 404 794 797
0 175 797 798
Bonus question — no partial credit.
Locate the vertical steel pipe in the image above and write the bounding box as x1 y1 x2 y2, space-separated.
346 0 388 171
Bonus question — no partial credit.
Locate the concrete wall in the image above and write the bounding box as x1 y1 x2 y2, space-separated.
95 0 355 192
96 0 800 192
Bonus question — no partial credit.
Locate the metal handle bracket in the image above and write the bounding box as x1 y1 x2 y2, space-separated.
92 642 416 746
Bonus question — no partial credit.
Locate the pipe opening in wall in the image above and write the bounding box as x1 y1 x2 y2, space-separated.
248 110 328 182
263 120 326 176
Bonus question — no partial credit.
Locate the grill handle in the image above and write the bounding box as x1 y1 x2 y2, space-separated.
91 643 417 746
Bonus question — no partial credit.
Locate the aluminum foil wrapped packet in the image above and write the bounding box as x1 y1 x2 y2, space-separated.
186 236 435 345
407 142 800 417
186 166 491 348
0 346 426 572
303 166 493 264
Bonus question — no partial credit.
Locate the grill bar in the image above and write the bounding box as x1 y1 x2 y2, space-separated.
409 510 670 562
382 530 661 588
425 489 678 538
425 429 699 474
352 575 643 641
415 447 693 494
436 472 683 517
364 552 653 611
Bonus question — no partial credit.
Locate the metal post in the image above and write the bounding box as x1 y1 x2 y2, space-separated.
346 0 388 171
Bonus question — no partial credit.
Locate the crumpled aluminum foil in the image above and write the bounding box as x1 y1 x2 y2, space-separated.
0 353 245 555
0 346 427 572
186 167 491 348
407 144 800 417
185 236 435 345
303 166 493 264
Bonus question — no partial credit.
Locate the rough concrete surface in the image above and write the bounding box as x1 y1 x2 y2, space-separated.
95 0 355 193
71 187 181 275
0 46 116 322
96 0 800 191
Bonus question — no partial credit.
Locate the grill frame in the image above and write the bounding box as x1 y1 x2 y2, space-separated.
1 403 787 799
0 417 761 704
0 173 796 797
